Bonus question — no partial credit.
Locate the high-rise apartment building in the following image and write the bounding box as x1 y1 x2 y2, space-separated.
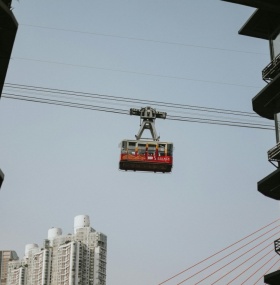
7 215 107 285
0 250 19 285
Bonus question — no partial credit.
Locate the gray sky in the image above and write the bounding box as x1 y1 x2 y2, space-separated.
0 1 279 284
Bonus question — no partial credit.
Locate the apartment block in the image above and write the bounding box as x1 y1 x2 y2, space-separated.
7 215 107 285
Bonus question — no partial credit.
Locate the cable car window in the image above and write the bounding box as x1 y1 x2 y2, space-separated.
121 141 127 154
148 144 156 155
138 143 146 155
167 144 173 156
128 142 136 154
158 144 166 156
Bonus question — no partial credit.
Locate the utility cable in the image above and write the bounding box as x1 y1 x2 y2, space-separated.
21 23 268 56
12 56 263 89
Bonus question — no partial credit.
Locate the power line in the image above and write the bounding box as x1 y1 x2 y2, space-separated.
21 23 268 56
12 57 263 89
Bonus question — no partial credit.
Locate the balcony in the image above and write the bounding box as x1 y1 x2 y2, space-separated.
263 54 280 82
274 238 280 255
268 142 280 167
258 168 280 200
264 270 280 285
252 73 280 120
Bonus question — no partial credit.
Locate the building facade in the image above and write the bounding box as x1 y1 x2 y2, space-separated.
222 0 280 284
0 250 19 285
7 215 107 285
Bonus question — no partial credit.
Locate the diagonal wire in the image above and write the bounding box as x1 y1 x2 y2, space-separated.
210 243 274 284
252 258 280 285
157 219 279 285
181 231 280 285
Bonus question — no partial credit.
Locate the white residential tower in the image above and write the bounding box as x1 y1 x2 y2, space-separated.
7 215 107 285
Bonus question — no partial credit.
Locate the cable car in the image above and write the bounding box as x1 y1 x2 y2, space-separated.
119 107 173 173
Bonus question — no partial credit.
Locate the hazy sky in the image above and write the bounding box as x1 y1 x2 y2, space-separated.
0 1 279 284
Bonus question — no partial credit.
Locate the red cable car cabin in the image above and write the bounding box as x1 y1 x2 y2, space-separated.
119 140 173 173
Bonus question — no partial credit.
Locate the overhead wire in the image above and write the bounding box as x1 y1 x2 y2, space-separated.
2 93 273 130
2 93 128 115
4 83 260 117
2 83 274 130
12 56 264 89
12 23 267 89
21 23 268 56
10 23 266 92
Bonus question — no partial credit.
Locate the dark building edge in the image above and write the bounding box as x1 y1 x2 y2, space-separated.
222 1 280 284
0 0 18 97
0 0 18 189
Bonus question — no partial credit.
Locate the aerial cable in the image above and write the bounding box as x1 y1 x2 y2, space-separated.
3 83 272 128
5 83 273 129
157 219 279 285
2 93 274 130
2 93 128 115
21 23 268 56
4 83 261 117
176 229 280 285
2 83 274 129
167 115 273 130
5 83 271 129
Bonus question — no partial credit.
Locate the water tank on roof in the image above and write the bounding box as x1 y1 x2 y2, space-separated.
48 227 62 240
24 243 38 257
74 215 90 233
